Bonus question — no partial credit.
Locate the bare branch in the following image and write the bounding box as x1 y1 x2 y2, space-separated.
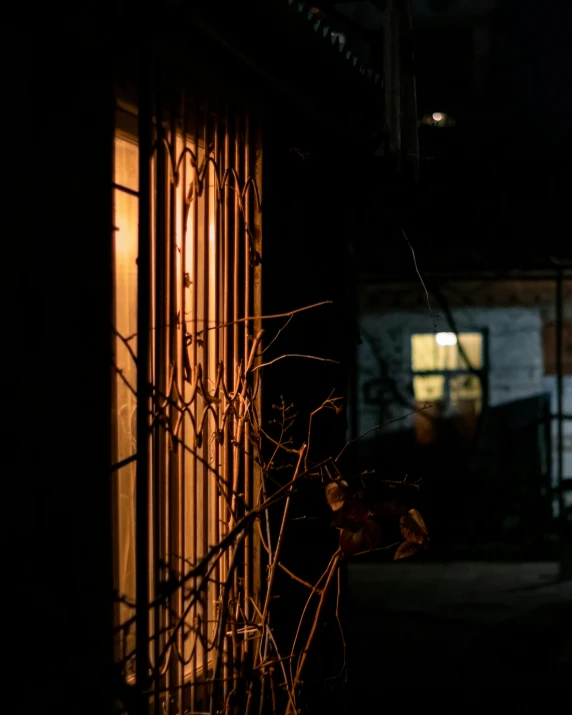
335 402 434 461
251 354 339 372
401 226 437 332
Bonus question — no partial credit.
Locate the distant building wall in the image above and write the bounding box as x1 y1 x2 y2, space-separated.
357 304 572 509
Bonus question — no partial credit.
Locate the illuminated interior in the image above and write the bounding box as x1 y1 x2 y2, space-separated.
412 332 482 372
411 332 483 442
113 128 222 675
113 135 139 657
436 331 457 346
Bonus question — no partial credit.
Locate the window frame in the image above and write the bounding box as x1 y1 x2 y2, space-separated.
410 330 489 441
111 88 263 702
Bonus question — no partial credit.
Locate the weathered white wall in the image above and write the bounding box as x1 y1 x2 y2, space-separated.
358 306 544 433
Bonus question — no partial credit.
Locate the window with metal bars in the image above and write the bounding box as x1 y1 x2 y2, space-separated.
112 88 262 707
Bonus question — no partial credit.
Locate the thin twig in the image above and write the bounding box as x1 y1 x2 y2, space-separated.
335 403 434 461
251 354 339 372
288 550 342 714
401 226 437 332
259 314 293 356
256 521 316 591
123 300 334 341
256 445 307 670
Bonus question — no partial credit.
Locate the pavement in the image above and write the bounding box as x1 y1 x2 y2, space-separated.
338 561 572 703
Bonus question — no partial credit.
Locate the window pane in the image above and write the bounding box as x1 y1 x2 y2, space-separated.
413 374 445 402
450 374 482 414
411 334 438 371
114 135 139 191
458 333 482 369
412 332 482 371
113 135 138 654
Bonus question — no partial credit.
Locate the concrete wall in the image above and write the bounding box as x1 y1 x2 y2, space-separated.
357 305 572 511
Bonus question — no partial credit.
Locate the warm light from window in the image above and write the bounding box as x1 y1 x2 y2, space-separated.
113 134 139 670
411 333 482 371
436 332 457 346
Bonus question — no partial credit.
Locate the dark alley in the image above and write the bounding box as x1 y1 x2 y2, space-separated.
10 1 572 713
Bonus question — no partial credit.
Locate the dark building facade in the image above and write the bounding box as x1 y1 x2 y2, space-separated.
9 2 420 714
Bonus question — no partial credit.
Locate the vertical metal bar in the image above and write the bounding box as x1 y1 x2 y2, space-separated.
250 116 265 715
177 85 187 715
201 98 210 692
168 101 180 714
243 112 251 626
136 40 152 710
190 102 200 711
222 102 231 703
212 102 222 680
383 0 402 174
556 268 564 515
555 268 569 580
233 109 242 683
154 67 168 715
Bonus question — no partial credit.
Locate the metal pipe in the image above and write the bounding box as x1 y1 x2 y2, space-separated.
555 266 570 580
556 267 564 520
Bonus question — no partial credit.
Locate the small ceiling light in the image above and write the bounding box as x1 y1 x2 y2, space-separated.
436 332 457 346
420 112 456 127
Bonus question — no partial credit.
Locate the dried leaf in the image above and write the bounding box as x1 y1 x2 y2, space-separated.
399 508 429 545
325 480 349 511
394 541 421 561
408 508 428 535
343 497 370 522
339 518 381 557
339 526 364 557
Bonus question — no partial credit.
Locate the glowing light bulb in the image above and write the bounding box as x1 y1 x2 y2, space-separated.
436 332 457 346
432 112 444 122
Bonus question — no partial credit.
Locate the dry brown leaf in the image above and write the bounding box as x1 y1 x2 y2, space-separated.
343 497 370 523
339 527 364 557
325 480 350 511
408 508 428 535
394 541 421 561
399 508 429 544
339 519 381 557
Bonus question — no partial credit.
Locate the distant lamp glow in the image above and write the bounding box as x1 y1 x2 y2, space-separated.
436 332 457 346
421 112 455 127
